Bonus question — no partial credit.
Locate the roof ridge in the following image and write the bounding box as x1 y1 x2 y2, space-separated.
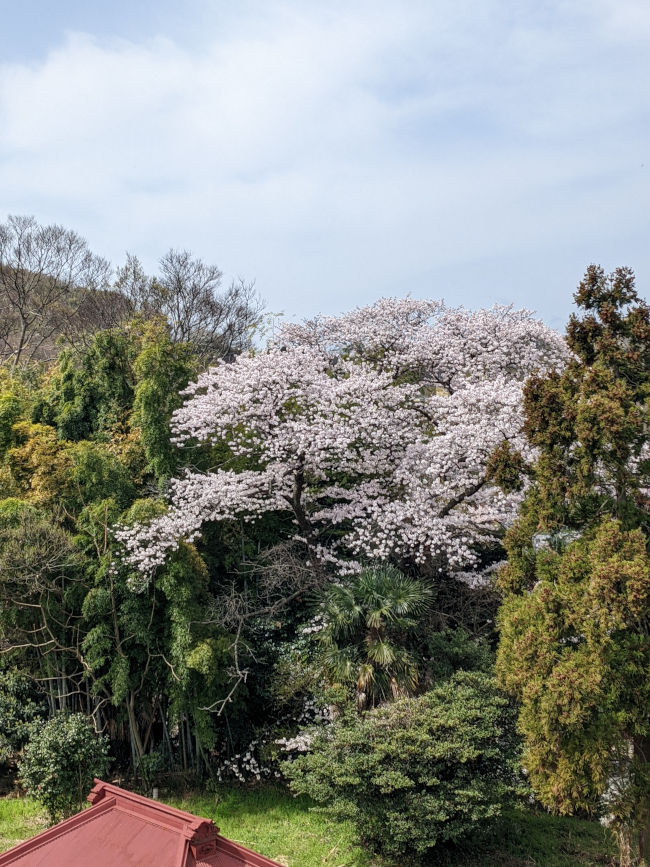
0 780 284 867
88 779 220 840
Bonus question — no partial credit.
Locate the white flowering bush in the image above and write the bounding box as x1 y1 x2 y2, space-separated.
212 696 332 784
213 738 270 783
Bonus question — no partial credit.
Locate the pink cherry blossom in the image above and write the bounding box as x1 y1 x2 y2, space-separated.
117 298 569 581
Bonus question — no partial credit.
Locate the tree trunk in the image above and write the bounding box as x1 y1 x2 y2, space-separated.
11 319 29 369
185 716 194 771
180 715 187 772
160 706 174 769
127 692 144 767
617 825 632 867
639 826 650 867
633 735 650 867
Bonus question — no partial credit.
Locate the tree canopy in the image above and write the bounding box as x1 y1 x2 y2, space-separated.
497 266 650 865
119 298 568 581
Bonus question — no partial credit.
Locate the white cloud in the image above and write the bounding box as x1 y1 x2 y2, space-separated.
0 0 648 323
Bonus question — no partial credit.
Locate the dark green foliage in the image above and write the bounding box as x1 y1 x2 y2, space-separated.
0 670 46 763
317 565 431 710
131 319 197 480
426 804 616 867
283 671 521 863
424 627 494 682
268 627 323 718
35 319 196 484
567 265 650 375
496 267 650 863
79 514 233 762
522 265 650 532
485 440 527 494
47 331 135 442
67 441 136 510
0 278 277 788
0 395 21 458
0 327 234 779
0 501 84 650
19 713 110 822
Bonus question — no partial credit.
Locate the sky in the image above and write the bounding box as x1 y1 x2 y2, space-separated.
1 0 648 331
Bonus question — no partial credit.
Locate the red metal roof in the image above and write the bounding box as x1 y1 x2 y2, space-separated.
0 780 282 867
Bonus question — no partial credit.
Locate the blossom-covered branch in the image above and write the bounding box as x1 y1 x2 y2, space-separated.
118 298 568 580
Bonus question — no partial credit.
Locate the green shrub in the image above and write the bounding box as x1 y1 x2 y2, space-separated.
283 671 521 863
0 670 46 763
136 750 165 790
19 713 110 822
424 627 494 682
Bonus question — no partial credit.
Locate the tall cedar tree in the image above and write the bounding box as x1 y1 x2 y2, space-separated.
496 266 650 865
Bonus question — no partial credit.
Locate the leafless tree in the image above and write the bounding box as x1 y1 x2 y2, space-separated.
0 216 262 366
112 252 153 314
207 541 325 630
197 541 326 716
0 215 111 366
61 288 133 348
114 249 263 363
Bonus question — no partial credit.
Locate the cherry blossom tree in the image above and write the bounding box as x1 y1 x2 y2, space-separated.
118 298 568 582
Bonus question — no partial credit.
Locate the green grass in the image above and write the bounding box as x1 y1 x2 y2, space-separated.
429 805 616 866
167 788 616 867
0 797 48 851
0 787 617 866
167 787 376 866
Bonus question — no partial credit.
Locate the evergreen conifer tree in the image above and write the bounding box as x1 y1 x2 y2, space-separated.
497 266 650 865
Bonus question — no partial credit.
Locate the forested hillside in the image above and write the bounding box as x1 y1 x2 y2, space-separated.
1 217 648 865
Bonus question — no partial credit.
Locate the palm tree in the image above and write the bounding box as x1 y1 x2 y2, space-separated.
317 565 431 711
